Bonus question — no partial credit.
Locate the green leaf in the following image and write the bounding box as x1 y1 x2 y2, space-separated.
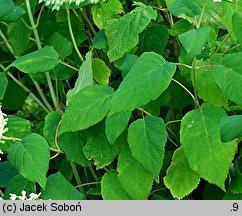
91 0 123 29
128 116 167 182
136 24 169 56
105 112 131 145
0 72 8 100
164 147 200 199
101 170 131 200
196 60 228 107
45 32 72 59
120 54 139 78
105 3 157 61
7 133 50 189
0 161 17 188
60 85 114 135
212 53 242 105
41 172 85 200
178 27 211 59
58 132 91 167
169 19 194 36
92 58 111 85
180 105 237 190
44 111 62 148
10 46 60 76
117 142 153 200
4 175 36 200
110 52 176 113
66 51 93 104
8 18 31 56
0 115 31 152
220 115 242 142
83 122 120 169
232 11 242 45
92 29 108 50
0 0 25 22
170 0 201 18
229 159 242 194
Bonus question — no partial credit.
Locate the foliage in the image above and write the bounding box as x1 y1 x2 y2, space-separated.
0 0 242 200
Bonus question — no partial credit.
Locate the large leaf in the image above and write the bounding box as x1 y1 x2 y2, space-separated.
67 51 93 104
170 0 201 18
117 142 153 200
83 122 120 169
180 105 237 190
0 72 8 100
7 133 50 188
101 170 131 200
0 0 25 22
105 112 131 145
91 0 123 29
164 147 200 199
233 11 242 45
41 172 85 200
212 52 242 105
178 27 211 59
58 132 91 167
105 3 157 61
9 46 60 75
220 115 242 142
60 85 114 135
128 116 167 182
110 52 176 113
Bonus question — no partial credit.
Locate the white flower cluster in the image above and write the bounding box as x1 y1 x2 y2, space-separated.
10 190 41 200
0 106 8 144
213 0 222 2
39 0 99 10
0 149 3 162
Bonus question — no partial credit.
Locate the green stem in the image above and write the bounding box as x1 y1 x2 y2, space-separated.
1 136 21 142
66 4 84 62
0 28 14 56
79 8 97 35
192 58 199 108
137 108 152 116
197 0 207 28
75 182 101 188
49 147 64 154
89 166 99 182
70 162 85 195
166 119 181 126
25 0 59 111
7 72 50 113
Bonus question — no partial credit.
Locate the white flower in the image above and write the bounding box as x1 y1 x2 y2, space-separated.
213 0 222 2
39 0 99 10
27 192 41 200
0 197 3 200
0 106 8 143
18 190 27 200
0 149 3 162
9 193 17 200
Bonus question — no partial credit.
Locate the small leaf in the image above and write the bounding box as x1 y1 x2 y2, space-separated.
43 111 62 148
67 51 93 104
91 0 123 29
83 122 120 169
41 172 85 200
105 3 157 61
7 133 50 188
58 132 91 167
60 85 114 134
178 27 211 59
92 58 111 85
170 0 201 18
10 46 59 76
180 104 237 190
164 147 200 199
110 52 176 113
101 170 131 200
220 115 242 142
105 112 131 144
128 116 167 182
